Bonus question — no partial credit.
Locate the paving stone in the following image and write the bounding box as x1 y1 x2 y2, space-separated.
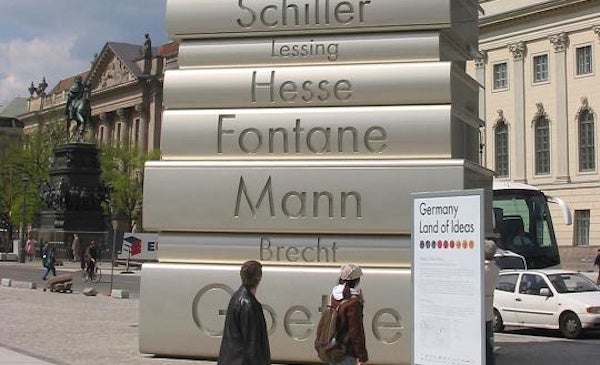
111 289 130 299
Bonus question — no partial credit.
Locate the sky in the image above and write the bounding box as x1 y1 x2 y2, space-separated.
0 0 168 104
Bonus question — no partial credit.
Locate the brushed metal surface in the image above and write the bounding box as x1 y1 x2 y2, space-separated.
142 159 493 234
156 232 410 266
163 62 479 110
139 263 412 364
160 106 481 161
166 0 478 52
177 31 468 68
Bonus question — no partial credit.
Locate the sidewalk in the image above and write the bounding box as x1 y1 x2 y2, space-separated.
0 285 215 365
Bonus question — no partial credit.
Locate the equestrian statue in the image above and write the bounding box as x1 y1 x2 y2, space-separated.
65 75 92 142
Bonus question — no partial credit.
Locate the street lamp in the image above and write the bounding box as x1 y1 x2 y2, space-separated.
18 176 30 263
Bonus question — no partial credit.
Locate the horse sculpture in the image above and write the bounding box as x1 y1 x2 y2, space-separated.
65 77 92 142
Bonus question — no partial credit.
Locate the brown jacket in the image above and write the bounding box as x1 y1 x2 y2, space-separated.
331 295 368 362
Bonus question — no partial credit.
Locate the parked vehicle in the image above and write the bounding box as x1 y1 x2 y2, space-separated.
493 180 572 269
493 269 600 338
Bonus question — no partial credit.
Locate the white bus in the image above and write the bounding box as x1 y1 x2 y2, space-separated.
492 180 572 270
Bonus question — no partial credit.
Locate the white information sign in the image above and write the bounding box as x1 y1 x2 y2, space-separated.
411 190 484 365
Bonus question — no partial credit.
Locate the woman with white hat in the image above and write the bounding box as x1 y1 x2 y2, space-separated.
328 263 369 365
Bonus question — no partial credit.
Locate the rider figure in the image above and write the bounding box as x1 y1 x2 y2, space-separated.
65 75 84 122
84 240 99 278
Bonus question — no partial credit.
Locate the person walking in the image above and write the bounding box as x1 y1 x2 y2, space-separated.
594 248 600 285
84 241 99 278
218 260 270 365
42 247 57 280
71 234 80 262
485 240 500 365
325 263 369 365
25 233 36 261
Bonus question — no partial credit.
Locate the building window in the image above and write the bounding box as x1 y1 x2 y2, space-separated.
576 45 592 75
579 109 595 172
535 118 551 174
573 210 590 246
533 54 548 83
493 62 508 90
495 122 509 177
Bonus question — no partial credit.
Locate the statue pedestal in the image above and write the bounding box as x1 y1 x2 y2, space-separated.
40 143 105 232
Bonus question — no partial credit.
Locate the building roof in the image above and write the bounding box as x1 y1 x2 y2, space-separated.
49 71 90 95
157 41 179 57
0 97 28 118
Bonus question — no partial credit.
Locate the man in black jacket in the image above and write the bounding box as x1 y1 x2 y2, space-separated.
218 260 270 365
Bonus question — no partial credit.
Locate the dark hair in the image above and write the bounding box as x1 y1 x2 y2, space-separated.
240 260 262 290
338 277 360 287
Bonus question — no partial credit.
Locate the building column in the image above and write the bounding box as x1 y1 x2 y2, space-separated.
475 51 488 167
509 41 527 183
98 113 108 144
135 104 148 153
116 108 128 145
549 32 570 183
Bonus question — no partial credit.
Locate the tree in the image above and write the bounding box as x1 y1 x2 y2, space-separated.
0 121 67 249
0 134 21 251
100 144 159 231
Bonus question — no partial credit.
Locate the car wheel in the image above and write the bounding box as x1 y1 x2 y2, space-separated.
493 309 504 332
560 312 582 339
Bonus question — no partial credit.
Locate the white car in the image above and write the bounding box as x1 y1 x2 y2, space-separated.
493 269 600 338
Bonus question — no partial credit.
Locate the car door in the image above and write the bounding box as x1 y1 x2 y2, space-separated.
494 273 520 325
513 273 559 328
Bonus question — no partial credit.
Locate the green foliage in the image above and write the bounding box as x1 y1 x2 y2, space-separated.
100 144 159 230
0 122 67 232
0 135 21 233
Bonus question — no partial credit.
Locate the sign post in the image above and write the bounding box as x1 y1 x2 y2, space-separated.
411 189 485 365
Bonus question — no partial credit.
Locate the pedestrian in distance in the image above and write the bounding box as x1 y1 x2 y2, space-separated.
25 233 36 261
326 263 369 365
71 234 80 262
594 248 600 285
42 247 57 280
485 240 500 365
84 241 99 278
218 260 270 365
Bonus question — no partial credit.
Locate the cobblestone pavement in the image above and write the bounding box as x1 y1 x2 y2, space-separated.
0 286 215 365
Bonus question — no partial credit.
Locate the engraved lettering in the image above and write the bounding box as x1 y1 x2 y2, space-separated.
237 0 257 28
284 306 313 340
259 237 338 263
217 114 387 156
192 285 404 343
372 309 403 344
234 176 275 218
237 0 372 29
271 39 339 61
250 70 352 103
364 126 387 153
235 177 362 219
217 114 237 154
239 127 262 153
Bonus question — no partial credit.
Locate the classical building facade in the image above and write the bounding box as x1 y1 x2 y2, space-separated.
470 0 600 250
19 39 178 154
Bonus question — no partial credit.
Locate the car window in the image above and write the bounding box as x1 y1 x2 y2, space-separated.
497 274 518 292
518 273 548 295
547 273 600 293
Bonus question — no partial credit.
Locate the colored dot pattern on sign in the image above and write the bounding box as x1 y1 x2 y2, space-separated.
419 240 475 250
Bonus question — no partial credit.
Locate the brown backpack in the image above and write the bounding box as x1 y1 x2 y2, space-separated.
314 298 349 363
